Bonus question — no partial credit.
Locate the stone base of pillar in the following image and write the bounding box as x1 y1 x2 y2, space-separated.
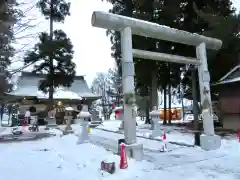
200 134 221 151
125 143 143 161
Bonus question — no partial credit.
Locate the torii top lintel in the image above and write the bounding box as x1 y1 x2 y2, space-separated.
91 11 222 50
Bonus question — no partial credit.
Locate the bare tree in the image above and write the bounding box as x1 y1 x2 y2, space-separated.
8 0 48 75
91 72 113 119
108 68 122 106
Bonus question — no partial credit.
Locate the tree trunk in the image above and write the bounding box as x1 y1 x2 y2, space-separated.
145 93 151 124
179 84 185 120
168 84 172 124
0 103 4 121
117 89 120 106
192 69 200 146
181 95 185 120
7 104 12 126
142 85 150 124
49 0 54 110
145 99 150 124
163 85 167 125
151 70 158 109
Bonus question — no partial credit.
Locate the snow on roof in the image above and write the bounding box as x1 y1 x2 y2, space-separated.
6 86 39 97
9 72 100 100
213 65 240 85
219 65 240 81
76 92 101 98
214 76 240 85
37 88 82 100
65 107 74 111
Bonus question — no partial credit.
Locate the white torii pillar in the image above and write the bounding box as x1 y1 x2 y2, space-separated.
91 11 222 154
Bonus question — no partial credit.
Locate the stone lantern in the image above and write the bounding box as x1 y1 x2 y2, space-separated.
47 108 57 128
76 105 92 144
149 108 161 138
63 106 74 133
89 108 101 127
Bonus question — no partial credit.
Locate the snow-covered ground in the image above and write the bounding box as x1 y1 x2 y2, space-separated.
97 119 195 145
0 134 153 180
98 119 236 145
0 122 240 180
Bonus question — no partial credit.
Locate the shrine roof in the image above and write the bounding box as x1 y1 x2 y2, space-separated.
214 65 240 85
7 72 101 100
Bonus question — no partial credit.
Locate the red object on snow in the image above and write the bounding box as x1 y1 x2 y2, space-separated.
101 161 116 174
116 110 121 117
160 132 168 152
119 143 128 169
163 132 166 141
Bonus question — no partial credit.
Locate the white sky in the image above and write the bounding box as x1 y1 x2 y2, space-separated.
233 0 240 12
11 0 240 86
56 0 114 85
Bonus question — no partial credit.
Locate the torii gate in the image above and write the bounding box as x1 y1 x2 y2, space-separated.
91 11 222 160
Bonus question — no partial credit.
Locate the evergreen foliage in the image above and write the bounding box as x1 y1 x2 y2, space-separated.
24 0 76 100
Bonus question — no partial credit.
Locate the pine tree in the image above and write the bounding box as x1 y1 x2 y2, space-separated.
174 0 238 145
173 0 237 89
24 29 76 92
104 0 169 124
196 7 240 83
0 0 19 96
24 0 76 108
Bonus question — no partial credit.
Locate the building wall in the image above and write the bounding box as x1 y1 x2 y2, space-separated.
222 114 240 131
219 83 240 114
19 103 81 115
19 104 46 114
219 83 240 130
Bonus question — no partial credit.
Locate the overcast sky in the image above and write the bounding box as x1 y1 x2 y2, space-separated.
58 0 114 85
11 0 240 86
